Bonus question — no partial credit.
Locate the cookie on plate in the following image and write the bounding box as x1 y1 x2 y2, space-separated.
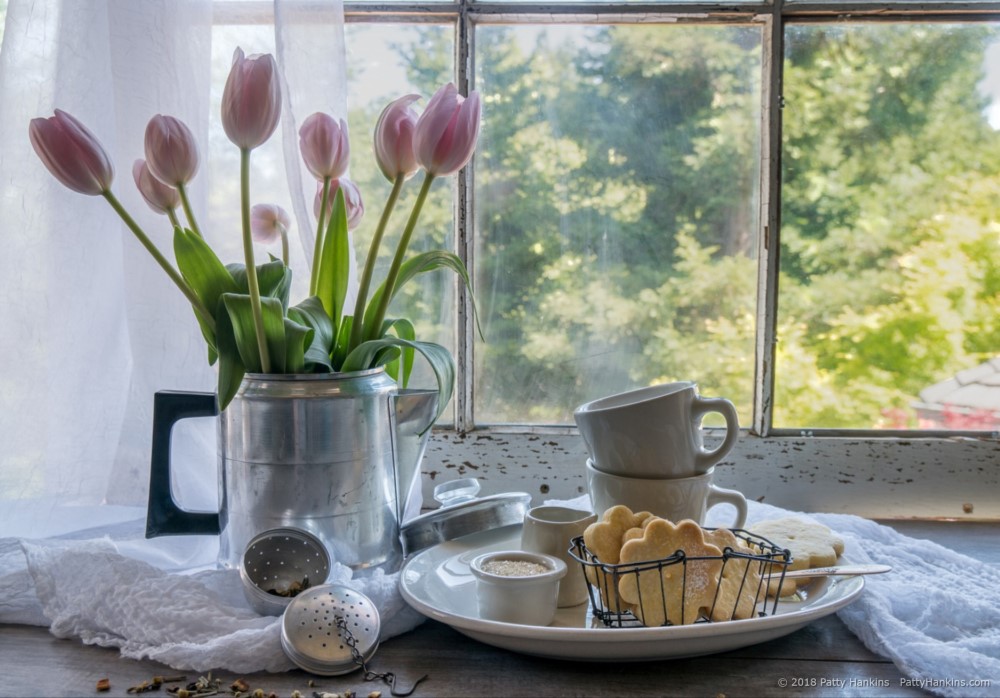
617 518 723 626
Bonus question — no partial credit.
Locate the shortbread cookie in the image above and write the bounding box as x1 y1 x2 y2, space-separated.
582 506 654 611
703 528 765 621
617 518 723 626
753 517 845 597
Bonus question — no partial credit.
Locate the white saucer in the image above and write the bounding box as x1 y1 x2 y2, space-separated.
399 525 865 661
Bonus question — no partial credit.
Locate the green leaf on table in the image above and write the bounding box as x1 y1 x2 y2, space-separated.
288 296 333 371
315 188 350 331
342 337 454 423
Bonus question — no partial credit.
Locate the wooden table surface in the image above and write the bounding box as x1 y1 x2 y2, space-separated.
2 520 996 698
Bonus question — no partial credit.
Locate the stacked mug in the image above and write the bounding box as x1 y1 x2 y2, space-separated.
574 382 747 530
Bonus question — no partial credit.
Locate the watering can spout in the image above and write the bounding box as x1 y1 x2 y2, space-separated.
394 389 439 524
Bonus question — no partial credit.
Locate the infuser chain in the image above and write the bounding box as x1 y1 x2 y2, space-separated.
335 615 428 697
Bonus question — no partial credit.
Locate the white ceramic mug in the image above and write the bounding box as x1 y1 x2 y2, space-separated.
521 505 598 607
586 460 747 529
574 381 740 479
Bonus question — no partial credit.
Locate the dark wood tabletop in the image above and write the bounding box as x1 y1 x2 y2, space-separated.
1 520 996 698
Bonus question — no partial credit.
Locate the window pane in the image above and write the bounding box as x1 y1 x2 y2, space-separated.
778 23 1000 430
345 23 457 393
475 24 763 425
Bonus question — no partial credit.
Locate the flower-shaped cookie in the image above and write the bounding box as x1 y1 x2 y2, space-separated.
617 518 723 626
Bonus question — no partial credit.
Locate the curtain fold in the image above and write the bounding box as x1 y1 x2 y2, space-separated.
0 0 348 539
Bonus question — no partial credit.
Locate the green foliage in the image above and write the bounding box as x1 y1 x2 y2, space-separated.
395 21 1000 428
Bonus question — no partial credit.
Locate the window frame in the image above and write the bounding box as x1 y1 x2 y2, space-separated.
214 0 1000 518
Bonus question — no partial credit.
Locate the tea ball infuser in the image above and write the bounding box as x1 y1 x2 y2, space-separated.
240 527 331 616
280 584 428 695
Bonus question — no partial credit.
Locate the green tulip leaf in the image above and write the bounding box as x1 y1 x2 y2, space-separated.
174 226 240 361
221 293 288 374
342 337 454 423
227 260 293 311
215 296 246 411
381 318 416 387
283 317 313 375
288 296 334 371
330 315 353 371
363 250 480 340
315 188 350 331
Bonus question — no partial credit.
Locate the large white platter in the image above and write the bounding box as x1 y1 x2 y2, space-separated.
400 526 865 661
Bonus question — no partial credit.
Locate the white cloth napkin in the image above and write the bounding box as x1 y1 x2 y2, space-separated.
0 536 424 673
550 494 1000 698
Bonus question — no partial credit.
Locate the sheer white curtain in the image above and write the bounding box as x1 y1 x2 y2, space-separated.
0 0 348 546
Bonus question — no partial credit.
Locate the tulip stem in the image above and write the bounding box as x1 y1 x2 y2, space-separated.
176 183 203 239
350 174 405 352
102 191 215 334
240 148 271 373
310 176 331 296
279 225 289 267
366 172 435 342
167 208 181 231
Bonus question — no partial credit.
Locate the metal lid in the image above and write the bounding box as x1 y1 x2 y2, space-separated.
400 491 532 556
280 584 381 676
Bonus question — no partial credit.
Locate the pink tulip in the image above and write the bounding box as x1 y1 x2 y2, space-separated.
144 115 199 187
250 203 291 245
221 48 282 150
315 178 364 231
133 159 180 214
299 113 350 181
374 95 419 181
413 83 481 177
29 109 114 196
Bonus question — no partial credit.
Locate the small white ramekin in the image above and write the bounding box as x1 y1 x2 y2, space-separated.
469 550 567 625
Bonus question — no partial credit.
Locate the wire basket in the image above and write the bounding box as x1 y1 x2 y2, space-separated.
569 528 791 627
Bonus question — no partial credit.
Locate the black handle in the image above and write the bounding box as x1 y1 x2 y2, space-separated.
145 390 221 538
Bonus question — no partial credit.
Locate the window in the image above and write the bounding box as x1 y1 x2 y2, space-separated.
220 2 1000 516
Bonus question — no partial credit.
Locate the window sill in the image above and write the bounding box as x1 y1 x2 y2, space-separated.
423 429 1000 520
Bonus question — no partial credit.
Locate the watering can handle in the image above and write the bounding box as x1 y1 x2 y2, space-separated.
145 390 221 538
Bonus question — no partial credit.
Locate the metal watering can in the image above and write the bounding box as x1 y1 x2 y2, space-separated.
145 368 438 573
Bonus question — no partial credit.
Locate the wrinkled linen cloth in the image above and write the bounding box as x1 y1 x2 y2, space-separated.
550 495 1000 698
3 498 1000 692
0 534 424 673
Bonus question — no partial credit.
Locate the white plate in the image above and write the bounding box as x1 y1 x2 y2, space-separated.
400 526 865 661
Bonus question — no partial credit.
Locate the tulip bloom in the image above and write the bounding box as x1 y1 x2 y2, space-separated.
315 178 364 231
413 83 481 177
250 203 291 245
29 109 114 196
133 159 180 217
374 95 419 181
221 48 282 150
144 115 199 187
299 113 350 181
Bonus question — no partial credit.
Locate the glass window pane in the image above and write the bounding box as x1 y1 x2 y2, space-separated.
475 24 763 425
345 23 457 393
778 23 1000 430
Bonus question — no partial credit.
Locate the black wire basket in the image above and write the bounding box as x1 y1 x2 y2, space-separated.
569 528 791 628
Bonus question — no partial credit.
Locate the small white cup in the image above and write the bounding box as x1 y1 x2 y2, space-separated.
469 550 567 625
521 506 598 607
574 381 740 479
586 459 747 528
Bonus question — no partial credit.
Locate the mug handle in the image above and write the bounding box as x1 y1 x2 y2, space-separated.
693 396 740 472
145 390 221 538
706 483 748 529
